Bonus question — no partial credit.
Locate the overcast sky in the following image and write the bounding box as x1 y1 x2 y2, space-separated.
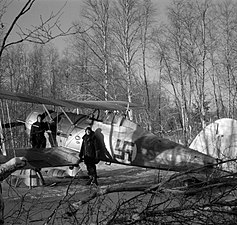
4 0 170 54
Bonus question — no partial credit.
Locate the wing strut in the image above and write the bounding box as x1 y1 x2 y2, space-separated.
0 100 6 155
0 119 5 156
6 101 16 158
0 100 16 158
60 107 73 125
125 102 131 120
42 104 53 121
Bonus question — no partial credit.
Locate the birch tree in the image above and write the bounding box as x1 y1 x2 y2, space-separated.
152 0 215 144
138 0 156 110
44 45 60 98
137 0 156 131
191 0 212 129
2 44 29 92
71 0 113 101
28 44 45 96
163 0 194 144
215 0 237 118
111 0 141 113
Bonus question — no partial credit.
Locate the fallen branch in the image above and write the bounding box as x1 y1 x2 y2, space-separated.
72 183 152 208
0 157 27 224
68 176 237 208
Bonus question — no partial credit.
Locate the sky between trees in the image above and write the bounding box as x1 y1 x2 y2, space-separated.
4 0 170 55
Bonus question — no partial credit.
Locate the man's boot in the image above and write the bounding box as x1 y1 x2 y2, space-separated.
86 176 93 185
91 176 98 186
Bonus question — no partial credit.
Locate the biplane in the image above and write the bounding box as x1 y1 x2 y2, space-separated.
0 89 216 183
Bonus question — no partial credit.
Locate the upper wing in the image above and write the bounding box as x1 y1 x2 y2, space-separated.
0 89 64 106
0 89 142 111
3 147 80 169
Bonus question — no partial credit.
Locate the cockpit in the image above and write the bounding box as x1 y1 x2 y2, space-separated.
103 112 121 124
102 111 133 128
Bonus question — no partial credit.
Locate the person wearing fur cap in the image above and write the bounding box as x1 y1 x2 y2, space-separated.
79 127 100 185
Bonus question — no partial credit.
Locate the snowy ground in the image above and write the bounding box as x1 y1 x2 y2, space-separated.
2 162 167 224
2 162 236 224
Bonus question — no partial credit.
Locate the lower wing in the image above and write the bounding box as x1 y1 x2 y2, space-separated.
1 147 80 169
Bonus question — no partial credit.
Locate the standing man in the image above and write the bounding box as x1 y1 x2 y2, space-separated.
79 127 100 186
30 114 47 148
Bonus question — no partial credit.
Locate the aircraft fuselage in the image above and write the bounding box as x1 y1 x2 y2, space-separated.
25 109 216 172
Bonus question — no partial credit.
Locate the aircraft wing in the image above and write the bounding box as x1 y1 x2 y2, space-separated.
0 147 80 169
61 99 142 111
0 89 142 111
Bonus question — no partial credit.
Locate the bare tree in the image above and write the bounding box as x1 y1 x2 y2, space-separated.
80 0 112 101
190 0 212 129
28 44 45 96
215 0 237 118
138 0 155 110
0 0 72 57
67 0 114 102
0 0 82 88
138 0 156 131
44 45 60 98
111 0 142 118
151 0 217 144
156 1 193 145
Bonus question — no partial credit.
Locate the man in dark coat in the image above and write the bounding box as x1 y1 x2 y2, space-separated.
79 127 100 185
30 114 48 148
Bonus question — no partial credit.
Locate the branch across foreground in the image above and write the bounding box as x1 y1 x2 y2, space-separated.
62 162 237 224
0 157 26 224
1 159 237 224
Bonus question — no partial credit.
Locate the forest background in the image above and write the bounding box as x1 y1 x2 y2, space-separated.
0 0 236 147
